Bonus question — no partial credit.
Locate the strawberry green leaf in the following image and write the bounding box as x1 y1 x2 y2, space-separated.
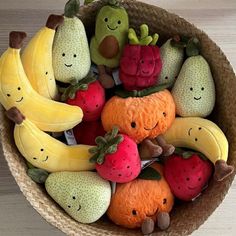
97 153 105 164
89 146 98 154
89 153 99 163
106 145 118 154
27 168 49 184
138 167 162 180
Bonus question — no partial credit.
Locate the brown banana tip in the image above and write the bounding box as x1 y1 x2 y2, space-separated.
5 107 25 125
9 31 27 49
214 160 234 182
46 14 64 30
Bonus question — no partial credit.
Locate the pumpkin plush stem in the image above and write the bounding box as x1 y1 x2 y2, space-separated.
214 160 234 182
156 212 170 230
89 127 124 164
141 218 155 235
128 24 159 46
64 0 80 18
97 65 115 89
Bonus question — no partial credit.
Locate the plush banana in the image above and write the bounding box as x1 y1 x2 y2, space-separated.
6 107 95 172
22 15 64 100
163 117 234 181
0 31 83 132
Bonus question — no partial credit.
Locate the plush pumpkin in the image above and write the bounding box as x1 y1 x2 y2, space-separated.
107 163 174 234
101 89 176 143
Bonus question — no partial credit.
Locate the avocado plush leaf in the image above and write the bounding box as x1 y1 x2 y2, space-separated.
139 166 162 180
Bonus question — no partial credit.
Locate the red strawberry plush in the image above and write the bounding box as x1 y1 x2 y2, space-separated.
164 150 213 201
61 76 105 122
89 127 141 183
120 24 162 91
73 120 106 145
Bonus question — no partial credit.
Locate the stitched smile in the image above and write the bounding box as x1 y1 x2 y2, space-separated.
188 128 192 136
144 122 159 131
107 25 118 31
194 97 202 100
65 64 72 67
16 97 23 102
42 156 49 162
77 205 82 212
188 186 198 190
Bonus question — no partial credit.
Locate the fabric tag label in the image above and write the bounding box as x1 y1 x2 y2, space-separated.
64 129 77 146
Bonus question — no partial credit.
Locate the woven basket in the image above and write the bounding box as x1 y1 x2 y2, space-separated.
0 0 236 235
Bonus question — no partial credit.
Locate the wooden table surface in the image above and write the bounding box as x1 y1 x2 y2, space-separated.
0 0 236 235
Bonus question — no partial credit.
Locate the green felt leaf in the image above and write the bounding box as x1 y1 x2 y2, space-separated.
106 144 118 154
26 161 35 169
139 167 162 180
95 136 108 145
27 168 49 184
97 153 105 164
186 37 200 57
64 0 80 18
89 146 98 154
84 0 95 5
89 153 99 163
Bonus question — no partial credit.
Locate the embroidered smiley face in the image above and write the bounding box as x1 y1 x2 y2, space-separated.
2 85 25 106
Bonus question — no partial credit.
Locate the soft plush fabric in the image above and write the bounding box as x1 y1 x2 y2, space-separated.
120 45 162 91
101 89 176 143
45 172 111 223
171 55 215 117
107 163 174 229
90 4 129 68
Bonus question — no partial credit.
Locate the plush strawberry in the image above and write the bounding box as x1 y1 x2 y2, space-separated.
120 24 162 91
73 120 106 145
89 127 141 183
61 75 105 122
164 149 213 201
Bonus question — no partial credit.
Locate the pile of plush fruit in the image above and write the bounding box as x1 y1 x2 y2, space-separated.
0 0 234 235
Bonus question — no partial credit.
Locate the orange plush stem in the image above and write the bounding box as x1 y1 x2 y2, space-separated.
6 107 25 125
46 14 64 30
9 31 27 49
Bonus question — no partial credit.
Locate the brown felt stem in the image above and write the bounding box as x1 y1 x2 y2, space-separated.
5 107 25 125
9 31 27 49
97 65 115 89
46 14 64 30
155 135 175 157
139 139 163 160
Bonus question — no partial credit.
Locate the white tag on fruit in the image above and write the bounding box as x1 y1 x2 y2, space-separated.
112 69 122 85
141 158 159 170
64 129 77 146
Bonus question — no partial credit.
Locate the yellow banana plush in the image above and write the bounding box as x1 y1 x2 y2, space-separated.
6 107 95 172
22 15 63 100
163 117 234 181
0 31 83 132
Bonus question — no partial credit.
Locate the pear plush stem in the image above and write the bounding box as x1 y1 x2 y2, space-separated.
64 0 80 18
9 31 27 49
46 14 64 30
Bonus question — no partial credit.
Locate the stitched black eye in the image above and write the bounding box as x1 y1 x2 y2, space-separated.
165 76 168 80
199 127 202 130
195 138 198 142
72 196 76 200
40 149 44 152
7 94 10 97
74 54 77 58
45 72 48 75
132 210 137 215
68 205 71 208
18 87 21 90
201 87 204 91
33 157 37 160
163 112 167 117
104 18 108 22
62 53 65 57
163 198 167 204
131 122 136 128
118 20 121 24
190 87 193 91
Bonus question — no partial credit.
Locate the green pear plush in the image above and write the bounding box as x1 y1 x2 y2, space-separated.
158 38 184 87
172 38 215 117
45 172 111 223
52 0 91 83
90 0 129 88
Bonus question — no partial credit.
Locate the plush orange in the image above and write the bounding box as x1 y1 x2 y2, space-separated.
107 163 174 229
101 90 176 143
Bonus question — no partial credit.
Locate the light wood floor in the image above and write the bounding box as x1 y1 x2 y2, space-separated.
0 0 236 235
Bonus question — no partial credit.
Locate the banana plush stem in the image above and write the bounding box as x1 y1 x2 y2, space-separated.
0 31 83 132
22 15 64 100
6 107 94 172
97 65 115 89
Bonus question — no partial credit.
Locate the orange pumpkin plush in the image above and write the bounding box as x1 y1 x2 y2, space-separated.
107 163 174 234
101 89 175 144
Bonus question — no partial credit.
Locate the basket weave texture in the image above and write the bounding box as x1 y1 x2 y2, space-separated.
1 0 236 235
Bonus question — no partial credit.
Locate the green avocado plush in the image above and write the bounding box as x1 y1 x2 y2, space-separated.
90 0 129 88
171 38 216 117
52 0 91 83
45 171 111 223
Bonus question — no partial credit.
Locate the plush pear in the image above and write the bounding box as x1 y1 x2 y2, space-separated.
45 171 111 223
52 0 91 83
172 38 215 117
158 38 184 87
